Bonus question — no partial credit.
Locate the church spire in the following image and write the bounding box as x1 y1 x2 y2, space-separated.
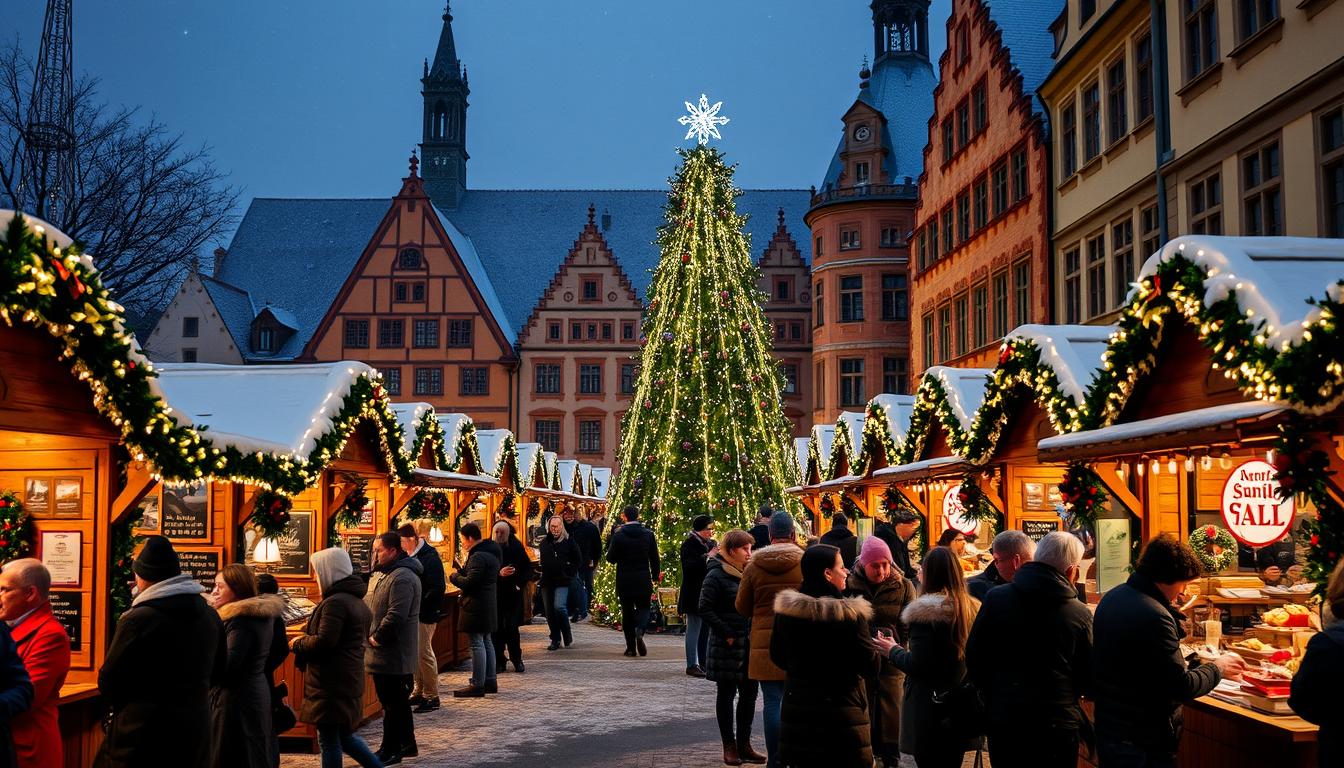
871 0 931 62
428 3 462 82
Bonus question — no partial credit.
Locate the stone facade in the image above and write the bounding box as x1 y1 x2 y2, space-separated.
910 0 1052 376
144 272 246 365
756 209 812 436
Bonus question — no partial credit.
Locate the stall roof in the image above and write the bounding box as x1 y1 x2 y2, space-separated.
868 394 917 449
817 474 863 490
516 442 544 485
792 437 811 485
156 362 380 458
590 467 612 498
835 411 865 463
435 413 474 468
556 459 580 494
871 455 972 484
1140 236 1344 350
1004 324 1114 404
389 402 434 457
578 463 593 496
810 423 836 469
475 428 513 476
923 367 992 433
1037 401 1287 461
411 467 501 491
542 451 559 488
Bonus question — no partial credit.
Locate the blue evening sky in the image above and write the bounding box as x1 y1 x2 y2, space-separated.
9 1 950 197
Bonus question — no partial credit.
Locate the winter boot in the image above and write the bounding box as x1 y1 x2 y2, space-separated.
721 741 742 766
736 739 766 764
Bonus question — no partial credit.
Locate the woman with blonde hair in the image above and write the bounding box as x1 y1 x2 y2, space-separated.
538 515 580 651
873 546 981 768
1289 558 1344 767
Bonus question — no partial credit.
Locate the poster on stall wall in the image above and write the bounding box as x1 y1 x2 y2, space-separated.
39 531 81 587
1095 518 1131 594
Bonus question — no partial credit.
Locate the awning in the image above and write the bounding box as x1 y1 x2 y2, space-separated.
870 455 970 484
1037 401 1287 462
411 468 501 491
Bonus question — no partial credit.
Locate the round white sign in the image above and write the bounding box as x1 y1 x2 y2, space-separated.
941 485 978 536
1220 459 1294 547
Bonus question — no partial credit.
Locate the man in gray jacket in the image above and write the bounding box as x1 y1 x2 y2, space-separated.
365 532 423 765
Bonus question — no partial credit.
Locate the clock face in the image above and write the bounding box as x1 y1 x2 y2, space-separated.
854 125 871 142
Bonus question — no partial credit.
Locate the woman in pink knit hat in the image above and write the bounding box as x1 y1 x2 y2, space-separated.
845 535 916 768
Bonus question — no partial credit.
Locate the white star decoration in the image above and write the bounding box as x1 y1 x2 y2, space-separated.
678 94 730 145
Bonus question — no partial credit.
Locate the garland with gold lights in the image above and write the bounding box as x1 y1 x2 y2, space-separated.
250 490 293 539
1272 414 1341 592
1057 461 1109 530
899 375 972 465
827 422 861 480
860 400 904 474
402 490 452 524
956 473 1000 531
961 338 1092 464
0 491 34 563
328 473 370 545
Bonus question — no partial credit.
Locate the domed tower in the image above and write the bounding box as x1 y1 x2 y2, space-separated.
805 0 936 424
420 3 469 210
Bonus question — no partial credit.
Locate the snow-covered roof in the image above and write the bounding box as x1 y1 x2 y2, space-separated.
390 402 435 456
589 467 612 498
1038 401 1286 456
868 394 917 449
555 459 580 494
817 474 862 490
793 437 811 483
923 367 992 432
810 423 836 469
872 455 972 483
474 428 513 476
836 411 865 462
578 464 594 497
155 362 378 458
257 304 299 331
411 467 501 490
1004 324 1114 404
515 442 544 485
435 413 474 468
542 451 559 488
1139 236 1344 351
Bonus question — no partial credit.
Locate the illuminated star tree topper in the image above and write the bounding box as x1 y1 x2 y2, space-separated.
678 94 730 145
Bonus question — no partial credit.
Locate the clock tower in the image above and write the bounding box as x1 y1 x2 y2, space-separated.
421 3 469 210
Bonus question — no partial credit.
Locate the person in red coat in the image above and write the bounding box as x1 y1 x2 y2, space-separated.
0 560 71 768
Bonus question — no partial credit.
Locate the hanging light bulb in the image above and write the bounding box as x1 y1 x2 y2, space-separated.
1219 450 1231 469
1185 456 1195 472
1201 454 1213 471
428 524 444 543
1266 448 1276 465
1167 456 1178 474
1151 458 1161 475
1116 464 1127 481
253 537 280 564
1137 457 1146 477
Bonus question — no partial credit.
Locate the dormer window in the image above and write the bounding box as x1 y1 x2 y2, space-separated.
257 328 275 353
398 248 423 270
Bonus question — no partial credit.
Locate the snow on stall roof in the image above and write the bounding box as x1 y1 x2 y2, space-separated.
542 451 558 487
868 394 917 448
516 442 543 484
837 411 865 460
1038 401 1287 453
474 429 512 476
412 468 501 489
435 413 474 467
1140 236 1344 349
818 474 862 490
793 437 811 479
390 402 434 455
155 362 374 458
555 460 580 494
872 454 970 481
590 467 612 498
810 424 836 466
578 464 593 496
1005 324 1115 403
924 367 992 432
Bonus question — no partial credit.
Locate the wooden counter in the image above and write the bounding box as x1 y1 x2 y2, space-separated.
1179 696 1318 768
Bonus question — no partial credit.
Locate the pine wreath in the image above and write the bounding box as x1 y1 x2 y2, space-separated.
0 491 34 563
404 491 452 524
840 494 861 519
250 490 293 539
1189 524 1238 574
819 494 836 517
332 473 369 530
881 485 919 521
1057 461 1109 529
956 474 998 524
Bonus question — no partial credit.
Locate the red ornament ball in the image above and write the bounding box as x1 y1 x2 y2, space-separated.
681 252 691 263
644 400 653 410
1204 525 1217 539
681 441 692 451
759 401 768 409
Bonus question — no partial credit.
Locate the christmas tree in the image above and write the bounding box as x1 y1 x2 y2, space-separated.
599 137 796 603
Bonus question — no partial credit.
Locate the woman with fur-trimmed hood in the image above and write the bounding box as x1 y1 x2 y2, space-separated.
208 564 287 768
874 546 983 768
769 544 880 767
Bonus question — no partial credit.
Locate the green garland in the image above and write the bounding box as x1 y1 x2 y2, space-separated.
110 510 143 623
859 400 902 474
881 485 918 521
961 339 1093 464
899 375 972 464
955 474 1001 532
1273 414 1341 592
1189 524 1238 574
1057 461 1109 530
332 473 369 530
250 490 293 539
0 491 34 562
403 491 452 524
840 493 861 519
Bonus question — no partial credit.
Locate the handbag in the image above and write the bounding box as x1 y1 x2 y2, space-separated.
271 681 298 733
931 679 988 740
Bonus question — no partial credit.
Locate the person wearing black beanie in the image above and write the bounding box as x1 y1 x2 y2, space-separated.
769 544 880 767
679 515 716 676
98 535 223 768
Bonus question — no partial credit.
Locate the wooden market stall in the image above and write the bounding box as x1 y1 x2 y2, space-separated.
1033 235 1344 768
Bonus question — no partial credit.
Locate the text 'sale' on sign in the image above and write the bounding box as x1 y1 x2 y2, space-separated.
1220 459 1294 547
941 485 978 536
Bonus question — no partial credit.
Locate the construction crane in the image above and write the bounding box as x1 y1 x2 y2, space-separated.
19 0 74 221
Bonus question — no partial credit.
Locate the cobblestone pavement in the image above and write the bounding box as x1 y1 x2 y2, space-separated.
280 620 986 767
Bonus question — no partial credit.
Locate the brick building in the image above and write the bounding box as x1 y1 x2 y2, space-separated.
909 0 1055 375
805 0 937 425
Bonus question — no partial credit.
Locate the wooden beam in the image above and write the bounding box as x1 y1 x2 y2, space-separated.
391 487 418 518
329 482 357 514
1095 462 1143 518
237 486 261 526
111 463 156 526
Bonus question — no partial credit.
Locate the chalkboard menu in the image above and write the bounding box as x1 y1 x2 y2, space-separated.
178 548 222 589
344 534 375 575
49 591 81 651
162 483 210 541
1023 518 1059 543
273 511 313 576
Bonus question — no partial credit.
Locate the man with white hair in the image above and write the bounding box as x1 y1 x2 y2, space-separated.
0 559 51 768
966 530 1035 601
965 531 1092 768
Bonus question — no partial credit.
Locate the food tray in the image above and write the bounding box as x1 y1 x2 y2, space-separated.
1227 643 1291 661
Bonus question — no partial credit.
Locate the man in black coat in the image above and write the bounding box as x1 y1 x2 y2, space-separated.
875 508 921 585
678 514 716 677
449 523 501 698
98 535 222 768
1093 534 1244 766
967 530 1035 601
819 512 859 568
748 504 772 551
564 508 602 622
399 523 446 712
967 532 1091 768
605 505 662 657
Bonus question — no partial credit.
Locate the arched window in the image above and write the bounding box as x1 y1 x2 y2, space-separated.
398 248 423 270
433 100 448 139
